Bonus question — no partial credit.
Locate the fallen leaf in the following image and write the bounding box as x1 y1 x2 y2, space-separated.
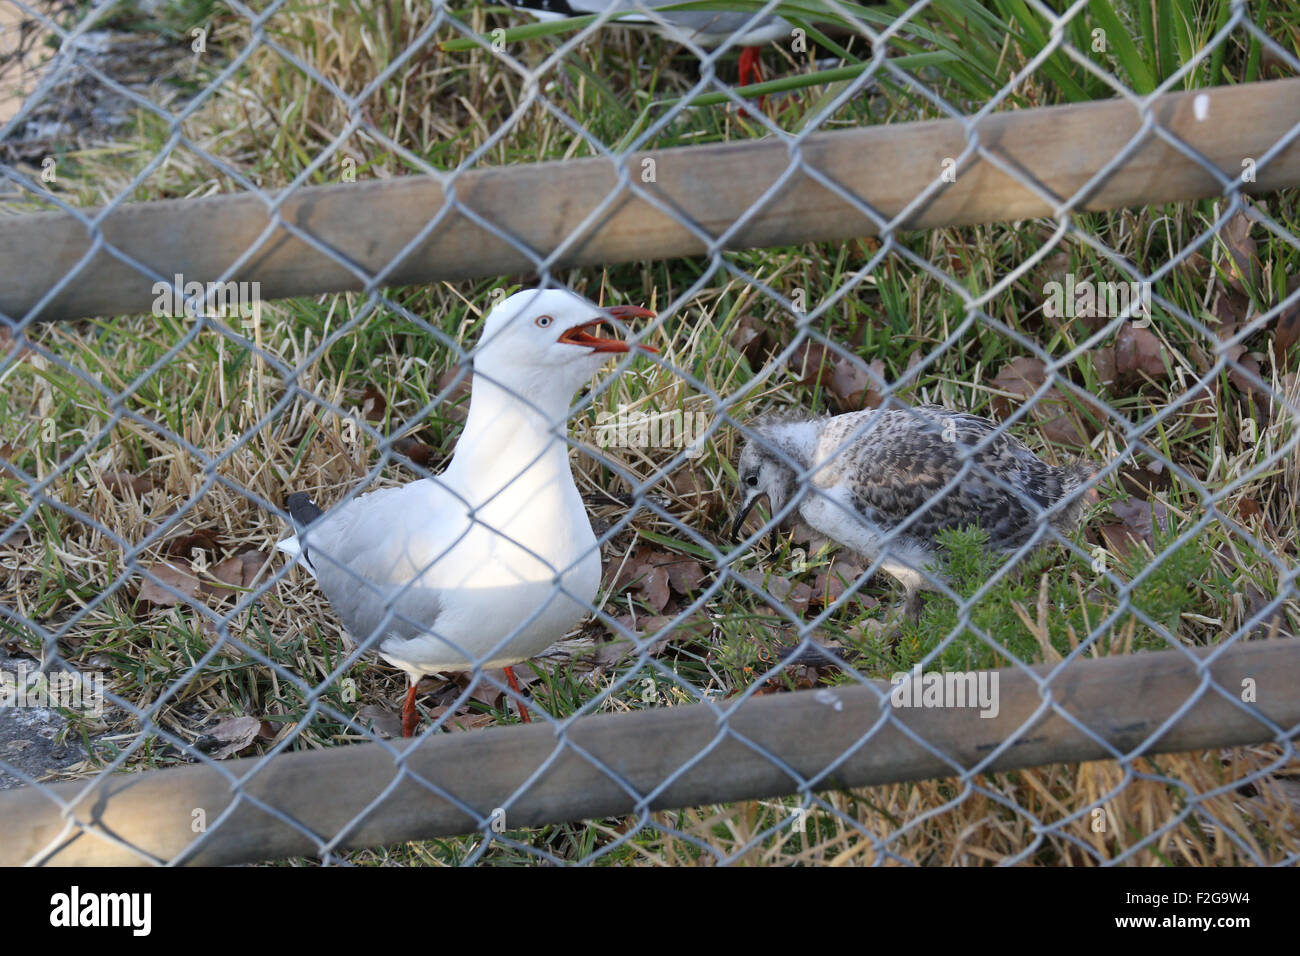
1091 347 1117 390
830 357 885 411
198 716 261 759
101 470 155 498
0 326 32 361
361 385 387 423
1211 288 1250 328
1097 522 1142 559
663 558 706 595
989 357 1096 448
167 528 223 559
203 550 268 599
1273 276 1300 364
729 314 777 366
812 560 871 609
990 357 1047 418
390 436 435 467
1116 462 1173 499
1109 497 1169 550
137 561 201 606
1114 324 1168 389
786 341 835 390
356 704 402 739
634 563 671 612
1219 209 1262 296
434 367 472 423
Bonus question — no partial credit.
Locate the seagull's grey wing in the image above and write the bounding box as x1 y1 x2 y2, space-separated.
300 484 450 648
824 406 1086 551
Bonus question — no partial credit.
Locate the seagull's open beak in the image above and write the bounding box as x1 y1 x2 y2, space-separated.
558 305 658 354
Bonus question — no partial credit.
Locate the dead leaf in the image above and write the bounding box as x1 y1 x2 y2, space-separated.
1109 497 1168 550
663 558 706 595
0 325 32 360
434 367 472 423
830 357 885 411
989 356 1095 448
1219 209 1262 296
1211 288 1250 328
1273 276 1300 364
635 563 671 612
203 550 268 599
990 357 1047 418
167 528 223 559
1091 347 1117 390
361 385 387 423
137 561 200 606
357 704 402 739
1116 462 1172 499
812 560 871 609
1114 324 1168 389
102 470 155 498
390 436 435 467
198 716 261 759
729 314 777 366
786 341 835 390
1097 523 1142 560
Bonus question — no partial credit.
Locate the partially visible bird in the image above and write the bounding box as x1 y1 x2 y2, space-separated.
279 289 656 736
505 0 793 87
731 405 1098 618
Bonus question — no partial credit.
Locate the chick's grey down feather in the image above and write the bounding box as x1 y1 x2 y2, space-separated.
735 405 1096 610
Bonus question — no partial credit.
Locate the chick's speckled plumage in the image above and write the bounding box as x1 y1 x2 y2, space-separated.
734 405 1096 611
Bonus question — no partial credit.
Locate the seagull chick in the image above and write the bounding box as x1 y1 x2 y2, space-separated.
279 289 656 736
731 405 1097 619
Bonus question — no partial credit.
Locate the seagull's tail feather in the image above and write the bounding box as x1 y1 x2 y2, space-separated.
279 492 325 577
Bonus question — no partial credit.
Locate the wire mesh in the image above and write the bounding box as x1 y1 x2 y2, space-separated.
1 0 1299 866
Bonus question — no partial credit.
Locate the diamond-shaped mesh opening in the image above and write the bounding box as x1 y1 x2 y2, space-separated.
1 0 1298 867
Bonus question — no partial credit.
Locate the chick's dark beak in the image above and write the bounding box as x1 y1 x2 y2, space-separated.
730 496 758 542
732 494 780 554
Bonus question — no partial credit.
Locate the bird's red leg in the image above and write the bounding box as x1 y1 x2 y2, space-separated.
504 666 531 723
401 682 419 737
738 45 764 86
736 46 767 116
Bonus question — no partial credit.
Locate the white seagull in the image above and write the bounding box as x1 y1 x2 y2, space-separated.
279 289 656 736
505 0 793 86
732 405 1097 619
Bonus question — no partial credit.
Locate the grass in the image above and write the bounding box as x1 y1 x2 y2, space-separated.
1 0 1299 865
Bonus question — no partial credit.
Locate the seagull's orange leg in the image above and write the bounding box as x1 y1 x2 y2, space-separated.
504 666 531 723
736 46 768 117
401 682 419 737
738 45 764 86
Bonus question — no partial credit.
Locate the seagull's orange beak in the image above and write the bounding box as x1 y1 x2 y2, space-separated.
559 305 658 354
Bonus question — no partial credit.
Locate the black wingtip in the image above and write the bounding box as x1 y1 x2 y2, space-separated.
286 492 323 527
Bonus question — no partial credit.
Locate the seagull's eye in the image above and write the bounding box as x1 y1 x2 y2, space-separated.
746 474 759 487
535 315 553 328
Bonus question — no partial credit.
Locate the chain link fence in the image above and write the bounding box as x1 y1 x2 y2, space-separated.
2 0 1299 865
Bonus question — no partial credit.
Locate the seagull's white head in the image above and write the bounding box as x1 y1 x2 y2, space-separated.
473 289 656 400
